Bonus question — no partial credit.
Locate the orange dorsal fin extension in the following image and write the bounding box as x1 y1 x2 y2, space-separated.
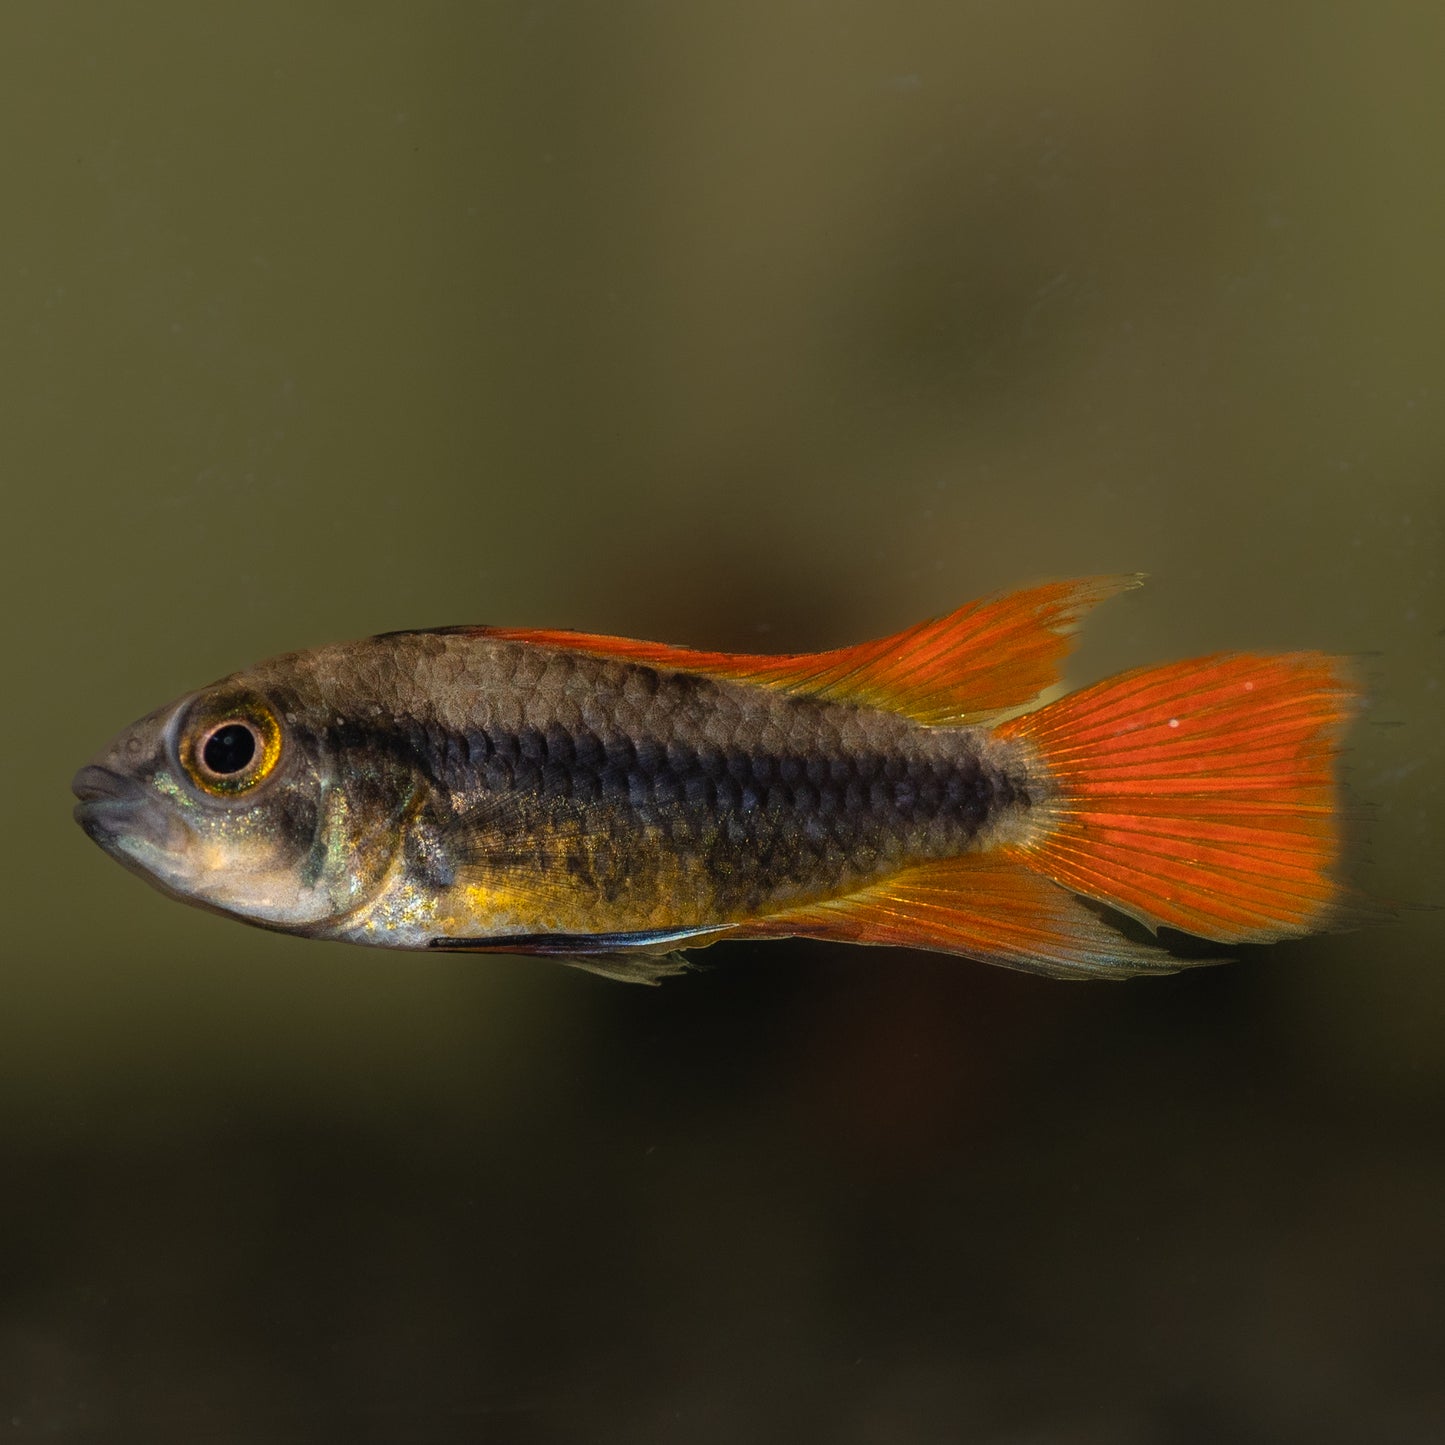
998 652 1361 944
735 854 1181 978
485 575 1142 725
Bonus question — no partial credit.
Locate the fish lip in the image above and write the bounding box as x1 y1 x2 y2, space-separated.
72 764 137 805
71 765 162 849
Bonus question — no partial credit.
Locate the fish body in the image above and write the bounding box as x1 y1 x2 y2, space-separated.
73 578 1359 982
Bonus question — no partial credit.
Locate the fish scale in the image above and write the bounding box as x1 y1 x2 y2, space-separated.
352 637 1023 929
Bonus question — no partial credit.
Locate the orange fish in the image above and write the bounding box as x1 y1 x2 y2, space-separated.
72 577 1360 982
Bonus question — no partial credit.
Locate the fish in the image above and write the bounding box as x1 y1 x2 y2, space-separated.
71 576 1361 984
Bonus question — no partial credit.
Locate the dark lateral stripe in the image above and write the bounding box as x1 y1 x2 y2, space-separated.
421 723 1002 827
429 925 722 955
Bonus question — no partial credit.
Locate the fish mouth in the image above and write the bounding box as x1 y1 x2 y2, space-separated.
72 764 139 806
71 765 160 848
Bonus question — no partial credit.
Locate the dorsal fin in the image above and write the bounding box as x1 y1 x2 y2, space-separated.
484 575 1141 725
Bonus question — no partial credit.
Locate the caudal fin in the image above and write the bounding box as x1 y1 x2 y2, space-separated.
999 652 1360 943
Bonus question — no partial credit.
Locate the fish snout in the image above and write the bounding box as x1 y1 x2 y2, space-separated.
72 764 136 805
71 762 166 850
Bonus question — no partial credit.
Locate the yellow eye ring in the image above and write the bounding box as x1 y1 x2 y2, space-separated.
181 692 283 795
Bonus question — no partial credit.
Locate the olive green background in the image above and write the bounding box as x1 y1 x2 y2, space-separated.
3 4 1442 1441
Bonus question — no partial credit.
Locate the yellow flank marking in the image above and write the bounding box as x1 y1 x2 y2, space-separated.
460 881 510 920
446 877 556 933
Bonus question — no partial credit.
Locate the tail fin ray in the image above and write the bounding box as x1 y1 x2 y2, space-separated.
1001 652 1359 943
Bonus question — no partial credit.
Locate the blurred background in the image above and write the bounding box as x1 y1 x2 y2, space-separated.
2 4 1442 1441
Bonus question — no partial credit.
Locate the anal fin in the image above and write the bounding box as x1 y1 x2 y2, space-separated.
738 855 1188 979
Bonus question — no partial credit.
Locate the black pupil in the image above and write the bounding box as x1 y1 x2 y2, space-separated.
203 723 257 775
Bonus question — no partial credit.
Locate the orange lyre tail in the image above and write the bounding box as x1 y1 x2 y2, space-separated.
999 651 1360 944
722 580 1364 979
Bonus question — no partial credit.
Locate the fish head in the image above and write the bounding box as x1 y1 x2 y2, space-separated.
72 668 418 935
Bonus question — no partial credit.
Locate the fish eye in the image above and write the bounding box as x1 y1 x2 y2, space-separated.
202 722 258 775
180 692 283 796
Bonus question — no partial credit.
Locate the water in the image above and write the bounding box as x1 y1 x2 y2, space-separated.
3 4 1442 1440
